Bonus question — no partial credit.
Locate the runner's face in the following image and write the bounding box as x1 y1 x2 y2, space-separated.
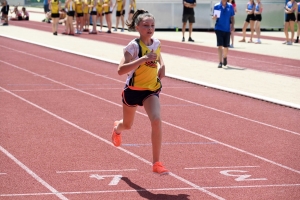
137 17 155 38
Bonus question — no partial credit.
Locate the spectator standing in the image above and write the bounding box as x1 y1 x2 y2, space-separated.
295 2 300 43
113 0 125 32
182 0 196 42
254 0 263 44
239 0 256 43
228 0 236 48
49 0 61 35
75 0 84 34
65 0 75 35
284 0 297 45
127 0 136 24
1 0 9 25
212 0 235 68
83 0 91 31
103 0 112 33
89 0 97 34
96 0 104 32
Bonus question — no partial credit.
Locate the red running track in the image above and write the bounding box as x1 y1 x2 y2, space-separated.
0 37 300 200
7 20 300 78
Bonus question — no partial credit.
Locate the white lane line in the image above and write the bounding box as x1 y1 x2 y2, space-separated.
0 36 299 110
0 88 122 92
0 86 224 200
162 92 300 136
1 183 300 197
1 60 300 175
185 166 260 170
1 46 299 136
0 146 68 200
56 169 138 173
203 183 300 189
0 188 196 197
0 173 7 175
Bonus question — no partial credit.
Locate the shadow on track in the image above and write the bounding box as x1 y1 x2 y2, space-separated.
122 177 190 200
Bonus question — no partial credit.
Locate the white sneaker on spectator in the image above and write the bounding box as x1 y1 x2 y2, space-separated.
255 39 261 44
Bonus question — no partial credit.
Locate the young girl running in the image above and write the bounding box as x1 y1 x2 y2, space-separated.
239 0 256 43
49 0 61 35
284 0 297 45
111 9 169 175
294 2 300 43
254 0 263 44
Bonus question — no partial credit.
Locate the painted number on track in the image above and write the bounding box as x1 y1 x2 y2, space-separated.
220 170 267 181
90 174 122 185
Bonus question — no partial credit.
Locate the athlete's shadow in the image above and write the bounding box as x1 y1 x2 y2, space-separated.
122 177 190 200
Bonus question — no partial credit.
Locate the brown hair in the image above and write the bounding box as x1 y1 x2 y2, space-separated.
125 9 155 32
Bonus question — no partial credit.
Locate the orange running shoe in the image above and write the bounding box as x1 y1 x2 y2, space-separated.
112 121 121 147
153 162 169 175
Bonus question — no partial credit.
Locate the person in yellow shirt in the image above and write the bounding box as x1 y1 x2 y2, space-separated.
89 0 98 33
49 0 61 35
65 0 75 35
102 0 112 33
112 9 169 175
96 0 104 32
113 0 125 32
83 0 91 31
75 0 84 33
127 0 136 24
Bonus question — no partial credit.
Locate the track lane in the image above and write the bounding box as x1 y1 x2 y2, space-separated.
1 38 299 168
1 37 300 199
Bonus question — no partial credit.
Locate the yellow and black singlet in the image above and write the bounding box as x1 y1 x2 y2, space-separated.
97 0 103 13
116 0 123 11
103 0 110 13
51 0 59 14
126 38 161 91
75 0 83 13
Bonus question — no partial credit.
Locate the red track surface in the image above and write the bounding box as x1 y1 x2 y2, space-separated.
8 20 300 78
1 27 300 199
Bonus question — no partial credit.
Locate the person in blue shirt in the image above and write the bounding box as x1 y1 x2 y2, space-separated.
212 0 235 68
42 0 50 22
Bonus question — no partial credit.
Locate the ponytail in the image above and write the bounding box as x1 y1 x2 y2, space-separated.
126 9 154 32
